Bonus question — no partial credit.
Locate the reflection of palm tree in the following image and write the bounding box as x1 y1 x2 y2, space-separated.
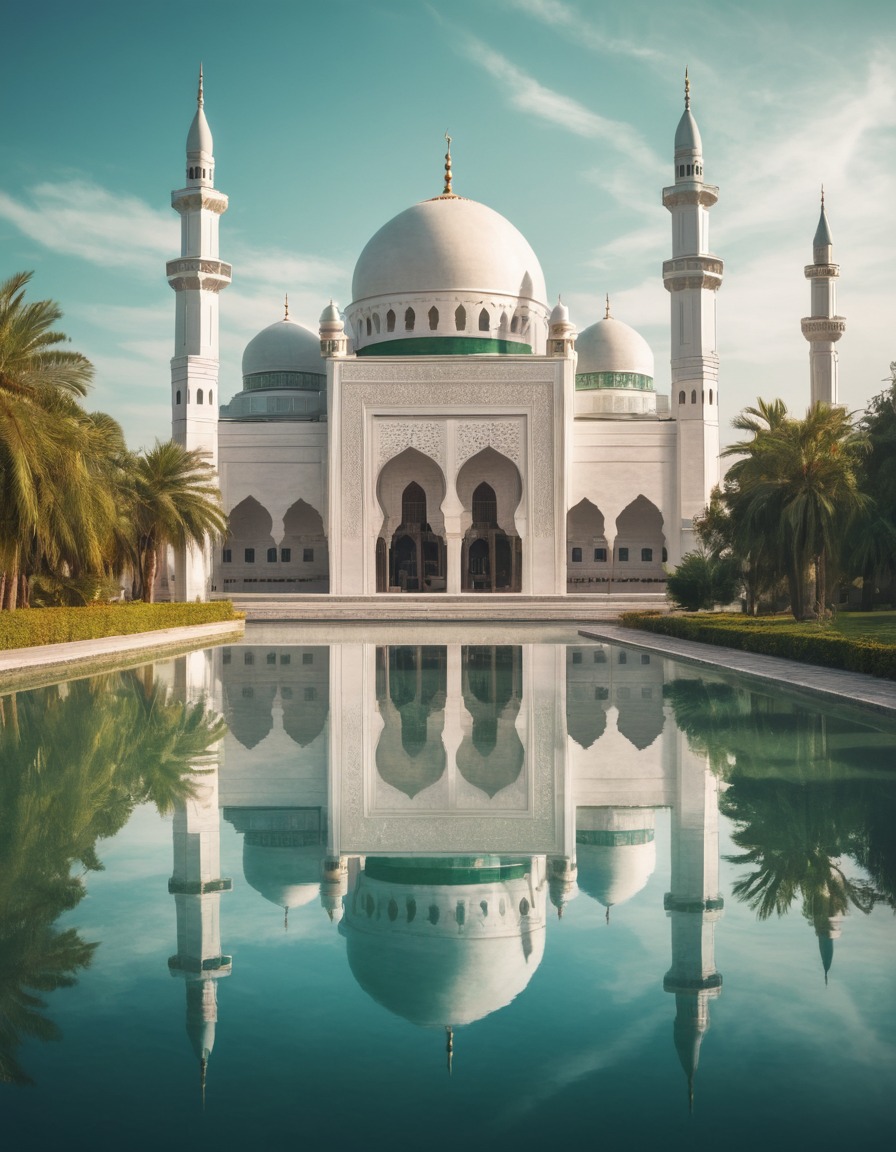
0 670 224 1084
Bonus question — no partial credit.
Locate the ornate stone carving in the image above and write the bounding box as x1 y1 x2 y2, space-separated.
377 420 444 468
455 420 522 467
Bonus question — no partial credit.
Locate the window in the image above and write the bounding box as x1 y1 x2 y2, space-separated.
678 390 685 404
455 305 466 330
209 390 213 404
618 547 629 562
244 652 254 665
372 312 381 333
709 388 714 404
618 651 627 665
303 548 314 562
280 548 291 562
428 306 439 330
617 686 631 700
245 548 255 563
478 308 489 332
571 651 582 664
640 653 651 665
593 650 606 663
242 686 253 698
222 548 232 563
280 686 293 700
266 652 276 665
280 653 291 665
472 483 497 527
510 314 519 333
662 547 668 562
302 652 313 665
595 686 609 700
386 309 396 332
691 390 697 404
304 687 316 702
365 317 372 336
267 547 277 563
405 307 415 331
196 389 203 404
594 547 607 562
222 648 231 665
641 548 653 562
176 390 181 404
571 547 582 563
642 686 653 699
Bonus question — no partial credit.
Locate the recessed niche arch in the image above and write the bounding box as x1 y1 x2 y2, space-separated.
457 646 524 797
614 495 666 584
376 448 447 592
456 447 522 592
223 496 277 591
375 646 447 797
280 498 330 593
566 498 610 589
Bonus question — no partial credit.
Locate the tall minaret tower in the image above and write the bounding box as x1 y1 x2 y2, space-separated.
663 71 723 561
663 734 724 1111
801 191 846 407
167 67 231 600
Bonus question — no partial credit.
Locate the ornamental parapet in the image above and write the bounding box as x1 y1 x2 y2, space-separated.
804 263 840 279
166 257 233 293
170 188 229 216
662 183 719 209
800 316 846 341
663 255 724 293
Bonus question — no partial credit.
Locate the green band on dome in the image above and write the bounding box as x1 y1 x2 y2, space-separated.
364 856 529 885
357 336 532 357
576 829 655 846
575 371 654 392
243 370 325 391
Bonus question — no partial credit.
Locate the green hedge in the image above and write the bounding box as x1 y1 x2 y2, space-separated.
0 602 242 651
619 612 896 681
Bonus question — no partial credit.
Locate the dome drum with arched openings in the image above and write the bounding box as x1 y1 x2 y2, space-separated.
348 196 550 357
575 314 658 418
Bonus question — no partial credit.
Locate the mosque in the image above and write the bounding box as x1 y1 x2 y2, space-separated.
164 69 845 602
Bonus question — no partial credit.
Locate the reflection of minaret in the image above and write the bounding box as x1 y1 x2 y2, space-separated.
168 758 232 1104
663 738 723 1111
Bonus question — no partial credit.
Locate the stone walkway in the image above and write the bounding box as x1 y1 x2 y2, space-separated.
0 620 245 690
578 623 896 717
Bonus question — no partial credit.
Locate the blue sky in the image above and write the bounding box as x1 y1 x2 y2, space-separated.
1 0 894 450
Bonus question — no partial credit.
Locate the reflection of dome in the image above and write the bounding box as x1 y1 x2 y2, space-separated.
241 840 322 910
576 808 656 912
341 859 546 1026
241 317 325 382
576 317 654 381
353 198 546 304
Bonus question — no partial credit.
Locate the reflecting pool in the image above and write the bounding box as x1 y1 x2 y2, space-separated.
2 626 895 1152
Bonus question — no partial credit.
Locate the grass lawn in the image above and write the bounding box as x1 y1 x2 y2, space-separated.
832 611 896 645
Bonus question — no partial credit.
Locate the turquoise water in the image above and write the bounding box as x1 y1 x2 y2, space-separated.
2 629 895 1152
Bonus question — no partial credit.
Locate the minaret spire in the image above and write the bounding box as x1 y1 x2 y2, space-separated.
684 66 690 110
801 189 845 406
198 63 204 108
605 293 611 320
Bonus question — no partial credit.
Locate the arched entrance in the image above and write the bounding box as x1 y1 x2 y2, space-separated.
457 450 523 593
567 498 610 591
375 450 447 593
613 495 666 590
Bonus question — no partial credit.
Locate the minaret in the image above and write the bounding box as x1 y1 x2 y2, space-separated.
663 71 723 560
663 735 724 1111
167 67 231 601
801 191 846 406
168 753 232 1105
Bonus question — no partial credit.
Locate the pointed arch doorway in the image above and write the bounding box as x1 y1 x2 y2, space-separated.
461 481 521 592
387 481 446 592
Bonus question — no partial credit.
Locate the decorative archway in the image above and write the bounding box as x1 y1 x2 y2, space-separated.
456 449 522 593
222 496 276 592
613 495 666 589
281 498 329 593
566 499 610 591
376 449 447 593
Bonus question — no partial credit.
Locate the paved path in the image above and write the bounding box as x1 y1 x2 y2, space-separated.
578 623 896 716
0 620 245 690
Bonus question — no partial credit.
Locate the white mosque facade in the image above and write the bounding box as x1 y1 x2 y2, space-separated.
168 73 843 602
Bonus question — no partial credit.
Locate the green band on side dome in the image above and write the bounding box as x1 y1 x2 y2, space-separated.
575 371 654 391
357 336 532 357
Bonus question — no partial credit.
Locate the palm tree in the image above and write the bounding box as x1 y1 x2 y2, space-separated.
0 272 95 609
131 440 227 602
723 400 868 618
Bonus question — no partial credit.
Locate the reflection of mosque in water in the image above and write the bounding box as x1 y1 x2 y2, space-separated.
169 640 724 1105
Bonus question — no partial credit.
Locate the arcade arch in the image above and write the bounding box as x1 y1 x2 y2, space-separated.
613 495 666 587
566 499 610 590
456 448 522 592
376 448 447 592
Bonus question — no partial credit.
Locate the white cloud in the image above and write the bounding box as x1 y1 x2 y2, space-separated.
501 0 669 63
462 36 662 172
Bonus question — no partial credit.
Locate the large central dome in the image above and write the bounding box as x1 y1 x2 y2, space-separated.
347 195 549 356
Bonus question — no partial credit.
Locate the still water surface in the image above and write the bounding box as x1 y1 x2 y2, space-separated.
2 626 895 1151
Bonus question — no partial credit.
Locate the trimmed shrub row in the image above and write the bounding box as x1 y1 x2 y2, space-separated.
0 602 242 651
620 612 896 681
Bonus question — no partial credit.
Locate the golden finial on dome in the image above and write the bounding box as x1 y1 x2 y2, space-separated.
443 131 454 196
284 293 289 321
684 66 690 111
605 293 611 320
198 63 204 108
821 183 825 209
445 1026 454 1075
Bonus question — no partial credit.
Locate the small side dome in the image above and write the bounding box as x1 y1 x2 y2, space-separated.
550 298 570 326
319 301 342 325
576 317 654 381
242 839 322 911
242 317 324 380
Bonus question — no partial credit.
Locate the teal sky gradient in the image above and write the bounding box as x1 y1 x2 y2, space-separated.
1 0 894 449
